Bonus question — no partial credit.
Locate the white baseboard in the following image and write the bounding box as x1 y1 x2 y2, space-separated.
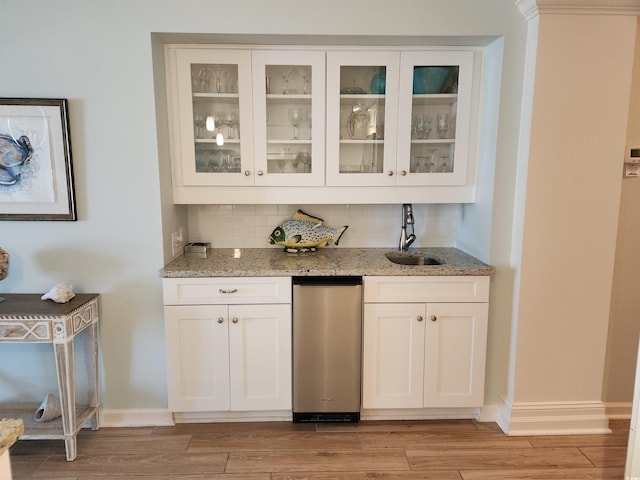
605 401 632 419
173 410 292 423
99 409 175 428
496 397 611 435
361 405 498 422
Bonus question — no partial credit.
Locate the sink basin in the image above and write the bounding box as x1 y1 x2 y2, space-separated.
385 252 443 266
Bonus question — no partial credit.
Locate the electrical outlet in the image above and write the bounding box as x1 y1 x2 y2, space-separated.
171 227 184 257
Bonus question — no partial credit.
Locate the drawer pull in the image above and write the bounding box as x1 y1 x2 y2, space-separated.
400 170 407 176
430 315 437 322
417 315 423 322
232 317 239 324
219 288 238 294
217 317 224 324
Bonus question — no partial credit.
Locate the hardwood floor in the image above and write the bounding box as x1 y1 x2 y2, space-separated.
8 419 630 479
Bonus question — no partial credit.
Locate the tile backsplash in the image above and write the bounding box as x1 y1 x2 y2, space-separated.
188 204 458 249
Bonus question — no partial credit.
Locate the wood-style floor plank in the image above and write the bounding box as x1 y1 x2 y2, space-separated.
406 446 594 470
460 466 625 479
8 419 631 479
359 431 534 450
272 472 463 479
188 431 361 452
31 452 228 478
225 449 410 473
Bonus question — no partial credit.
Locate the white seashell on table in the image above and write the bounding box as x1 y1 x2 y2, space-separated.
41 282 75 303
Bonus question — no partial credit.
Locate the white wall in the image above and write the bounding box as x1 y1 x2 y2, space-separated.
604 17 640 404
1 0 528 412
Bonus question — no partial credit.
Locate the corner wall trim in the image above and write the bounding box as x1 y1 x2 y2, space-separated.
497 397 611 435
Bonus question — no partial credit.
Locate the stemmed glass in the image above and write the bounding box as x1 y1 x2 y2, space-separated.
437 113 450 139
223 111 238 138
211 67 229 93
281 66 293 94
288 108 303 140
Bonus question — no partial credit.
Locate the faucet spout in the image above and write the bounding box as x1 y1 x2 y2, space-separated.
399 204 417 251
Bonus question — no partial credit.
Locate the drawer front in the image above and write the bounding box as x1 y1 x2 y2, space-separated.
163 277 292 305
364 276 489 303
0 321 52 342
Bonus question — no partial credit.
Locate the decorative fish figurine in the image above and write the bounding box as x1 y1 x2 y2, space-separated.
269 210 348 253
0 134 33 186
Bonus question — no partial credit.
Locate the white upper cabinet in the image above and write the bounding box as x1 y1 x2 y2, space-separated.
165 45 481 204
326 51 400 186
168 48 255 187
396 51 474 187
251 50 325 187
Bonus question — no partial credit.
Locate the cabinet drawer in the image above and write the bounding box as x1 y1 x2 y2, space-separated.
163 277 291 305
364 276 489 303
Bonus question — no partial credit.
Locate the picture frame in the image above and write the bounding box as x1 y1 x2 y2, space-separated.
0 98 77 221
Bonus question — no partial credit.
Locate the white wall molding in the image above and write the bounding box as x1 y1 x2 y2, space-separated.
497 397 612 435
99 409 175 428
606 401 633 419
515 0 640 20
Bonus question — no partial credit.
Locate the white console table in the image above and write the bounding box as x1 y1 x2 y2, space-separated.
0 294 100 461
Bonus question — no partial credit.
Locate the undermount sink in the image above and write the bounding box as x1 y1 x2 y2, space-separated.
385 252 443 266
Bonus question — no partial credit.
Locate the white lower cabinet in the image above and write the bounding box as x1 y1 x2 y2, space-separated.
362 276 489 410
163 277 292 413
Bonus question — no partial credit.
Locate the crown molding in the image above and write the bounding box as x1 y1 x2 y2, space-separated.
516 0 640 20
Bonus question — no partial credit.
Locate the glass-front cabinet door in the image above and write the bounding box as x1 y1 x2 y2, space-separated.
396 51 474 186
326 51 400 186
251 50 325 186
173 48 254 186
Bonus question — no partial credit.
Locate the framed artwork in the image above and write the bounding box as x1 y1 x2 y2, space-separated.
0 98 77 221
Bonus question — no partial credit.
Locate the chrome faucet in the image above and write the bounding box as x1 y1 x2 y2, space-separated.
399 203 416 251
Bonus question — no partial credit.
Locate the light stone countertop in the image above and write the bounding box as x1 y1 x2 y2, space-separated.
160 247 495 278
0 418 23 456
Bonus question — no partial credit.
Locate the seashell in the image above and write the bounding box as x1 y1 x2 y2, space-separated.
34 393 62 423
0 247 7 281
41 282 75 303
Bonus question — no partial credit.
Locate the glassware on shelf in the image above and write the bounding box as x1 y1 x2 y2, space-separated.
439 154 450 172
412 114 432 140
288 108 304 140
437 113 450 139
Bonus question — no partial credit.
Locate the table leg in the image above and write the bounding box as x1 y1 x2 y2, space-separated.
53 340 77 461
84 321 101 430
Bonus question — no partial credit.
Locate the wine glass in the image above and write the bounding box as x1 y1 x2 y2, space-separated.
223 111 238 138
439 155 450 172
281 66 293 94
212 67 229 93
288 108 303 140
437 113 450 139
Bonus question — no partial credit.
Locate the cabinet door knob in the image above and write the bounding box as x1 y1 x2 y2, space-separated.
244 170 251 176
400 170 407 176
387 171 394 176
217 317 224 324
257 170 264 176
417 315 423 322
232 317 239 324
430 315 437 322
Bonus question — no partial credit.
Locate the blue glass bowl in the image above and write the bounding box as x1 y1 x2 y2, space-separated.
413 67 451 94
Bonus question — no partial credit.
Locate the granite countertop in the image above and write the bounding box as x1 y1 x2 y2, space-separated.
160 247 495 278
0 418 23 456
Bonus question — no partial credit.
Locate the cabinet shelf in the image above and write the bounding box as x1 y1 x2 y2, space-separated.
340 139 385 144
266 94 312 104
412 93 458 105
411 139 454 145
